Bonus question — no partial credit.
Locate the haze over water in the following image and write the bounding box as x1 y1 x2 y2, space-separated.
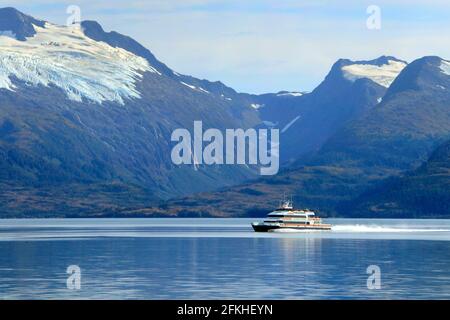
1 218 450 299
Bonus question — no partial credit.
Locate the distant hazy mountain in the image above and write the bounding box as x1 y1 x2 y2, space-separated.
343 139 450 218
0 8 261 216
147 56 450 218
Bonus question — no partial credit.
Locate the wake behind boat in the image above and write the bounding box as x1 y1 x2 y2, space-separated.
251 199 331 232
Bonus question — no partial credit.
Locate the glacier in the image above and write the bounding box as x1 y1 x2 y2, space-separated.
0 23 157 105
276 92 304 97
440 60 450 76
341 59 407 88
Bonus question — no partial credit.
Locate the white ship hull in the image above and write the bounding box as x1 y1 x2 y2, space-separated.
252 222 331 232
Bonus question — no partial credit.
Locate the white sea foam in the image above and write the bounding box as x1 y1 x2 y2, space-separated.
332 225 449 233
0 23 155 104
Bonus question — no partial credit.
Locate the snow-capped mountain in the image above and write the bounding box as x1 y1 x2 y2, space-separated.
80 19 259 108
321 56 450 159
0 7 260 216
385 56 450 97
258 56 407 164
157 56 450 218
1 8 444 218
0 22 154 104
0 7 259 107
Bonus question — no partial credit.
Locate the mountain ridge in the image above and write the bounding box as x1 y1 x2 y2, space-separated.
0 7 45 40
342 139 450 218
1 7 447 218
0 7 262 216
137 55 450 219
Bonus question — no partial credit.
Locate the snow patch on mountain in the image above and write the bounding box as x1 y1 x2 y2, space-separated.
342 59 406 87
180 81 196 89
439 60 450 76
180 81 209 94
281 115 301 133
0 23 154 104
276 91 304 97
250 103 263 109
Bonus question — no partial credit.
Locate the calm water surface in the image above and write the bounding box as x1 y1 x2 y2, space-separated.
1 218 450 299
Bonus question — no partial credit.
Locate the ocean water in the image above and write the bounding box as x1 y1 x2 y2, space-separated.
0 218 450 299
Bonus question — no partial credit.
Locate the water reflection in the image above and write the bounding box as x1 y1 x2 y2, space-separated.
0 219 450 299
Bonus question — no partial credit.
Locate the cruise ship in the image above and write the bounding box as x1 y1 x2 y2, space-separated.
251 200 332 232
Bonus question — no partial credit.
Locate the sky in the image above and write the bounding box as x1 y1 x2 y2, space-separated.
2 0 450 94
